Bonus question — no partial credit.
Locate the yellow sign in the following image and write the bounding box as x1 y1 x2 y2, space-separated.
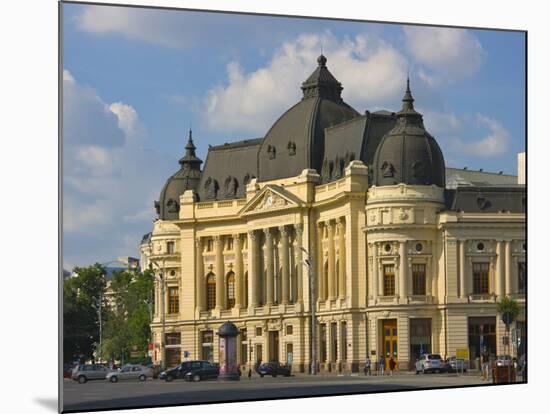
456 348 469 359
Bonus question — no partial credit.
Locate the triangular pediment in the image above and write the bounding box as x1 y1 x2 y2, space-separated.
239 185 303 216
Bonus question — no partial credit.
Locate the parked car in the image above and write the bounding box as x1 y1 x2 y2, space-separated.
415 354 443 374
72 364 111 383
444 356 467 373
183 361 220 382
257 361 292 378
106 364 153 383
495 355 513 367
159 361 198 382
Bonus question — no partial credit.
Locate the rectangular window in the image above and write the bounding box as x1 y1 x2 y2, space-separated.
168 286 179 314
330 322 338 362
341 321 347 361
518 262 526 294
166 241 175 254
319 324 327 362
286 325 293 335
201 330 214 362
383 265 395 296
472 263 490 295
165 332 181 345
256 327 262 337
412 264 426 295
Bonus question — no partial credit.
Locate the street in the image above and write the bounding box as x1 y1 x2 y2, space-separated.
62 372 489 412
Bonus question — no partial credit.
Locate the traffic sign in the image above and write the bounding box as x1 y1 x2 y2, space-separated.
456 348 469 359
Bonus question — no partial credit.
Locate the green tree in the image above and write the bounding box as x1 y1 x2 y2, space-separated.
63 263 106 363
497 296 520 326
102 269 154 364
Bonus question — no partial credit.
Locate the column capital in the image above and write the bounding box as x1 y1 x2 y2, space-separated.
195 237 202 248
264 228 273 239
326 220 334 230
248 230 257 240
214 235 223 244
336 217 345 228
294 223 303 234
279 225 289 236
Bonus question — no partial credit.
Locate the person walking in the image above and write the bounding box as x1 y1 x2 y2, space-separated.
378 355 385 376
364 356 371 376
389 356 396 376
248 367 252 380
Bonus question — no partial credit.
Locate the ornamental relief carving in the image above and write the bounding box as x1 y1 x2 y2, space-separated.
253 191 288 211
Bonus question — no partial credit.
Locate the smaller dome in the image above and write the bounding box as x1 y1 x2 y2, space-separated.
372 79 445 187
155 129 202 220
218 321 239 337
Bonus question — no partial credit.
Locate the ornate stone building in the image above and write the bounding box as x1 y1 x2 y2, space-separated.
142 56 526 372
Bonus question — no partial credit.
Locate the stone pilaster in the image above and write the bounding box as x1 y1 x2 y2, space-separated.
505 240 512 296
248 230 259 308
280 226 290 304
214 235 224 309
399 241 407 300
265 229 274 305
327 221 336 300
295 224 304 303
234 234 243 308
195 237 205 311
459 240 466 299
372 243 378 302
337 218 346 300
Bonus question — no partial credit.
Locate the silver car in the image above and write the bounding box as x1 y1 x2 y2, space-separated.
106 364 153 382
415 354 443 374
72 364 111 383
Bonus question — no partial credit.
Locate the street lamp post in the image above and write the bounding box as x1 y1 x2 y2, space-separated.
91 293 103 363
300 247 317 375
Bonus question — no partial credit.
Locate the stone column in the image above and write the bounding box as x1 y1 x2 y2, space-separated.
505 240 512 296
327 221 336 300
214 235 225 309
399 241 407 299
337 218 346 300
372 243 378 302
234 234 243 308
280 226 290 305
496 240 505 298
295 224 304 303
317 223 325 301
247 231 259 308
196 237 205 311
459 240 466 299
265 229 274 305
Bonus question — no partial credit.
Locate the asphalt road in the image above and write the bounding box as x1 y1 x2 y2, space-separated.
62 372 487 412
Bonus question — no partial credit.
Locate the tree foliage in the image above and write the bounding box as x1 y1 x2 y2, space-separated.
102 269 154 364
63 263 106 363
497 296 520 326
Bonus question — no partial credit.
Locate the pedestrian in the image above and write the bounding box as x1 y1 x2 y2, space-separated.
378 355 385 376
481 349 489 381
364 356 371 376
248 367 252 380
389 356 396 376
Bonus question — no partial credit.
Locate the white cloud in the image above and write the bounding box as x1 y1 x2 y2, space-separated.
204 32 408 134
421 109 462 136
404 27 485 84
62 70 172 269
449 114 509 157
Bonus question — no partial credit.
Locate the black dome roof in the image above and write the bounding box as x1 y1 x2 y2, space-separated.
258 55 359 182
372 79 445 187
155 130 202 220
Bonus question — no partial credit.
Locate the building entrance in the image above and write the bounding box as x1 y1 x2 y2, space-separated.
410 318 432 369
269 331 279 362
468 317 496 366
382 320 398 370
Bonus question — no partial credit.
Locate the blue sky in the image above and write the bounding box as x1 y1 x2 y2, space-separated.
62 3 525 269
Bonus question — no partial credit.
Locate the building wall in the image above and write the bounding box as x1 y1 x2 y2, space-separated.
146 161 525 372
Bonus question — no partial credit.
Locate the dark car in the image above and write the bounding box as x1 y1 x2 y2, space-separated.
257 362 291 378
160 360 217 382
184 361 220 382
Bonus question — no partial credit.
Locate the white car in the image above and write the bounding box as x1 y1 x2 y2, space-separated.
106 364 153 383
415 354 443 374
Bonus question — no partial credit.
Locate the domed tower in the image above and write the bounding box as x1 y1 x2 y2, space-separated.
155 129 203 220
365 79 446 319
258 55 359 182
372 78 445 187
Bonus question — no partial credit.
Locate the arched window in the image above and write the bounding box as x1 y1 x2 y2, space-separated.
206 273 216 310
227 272 236 308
